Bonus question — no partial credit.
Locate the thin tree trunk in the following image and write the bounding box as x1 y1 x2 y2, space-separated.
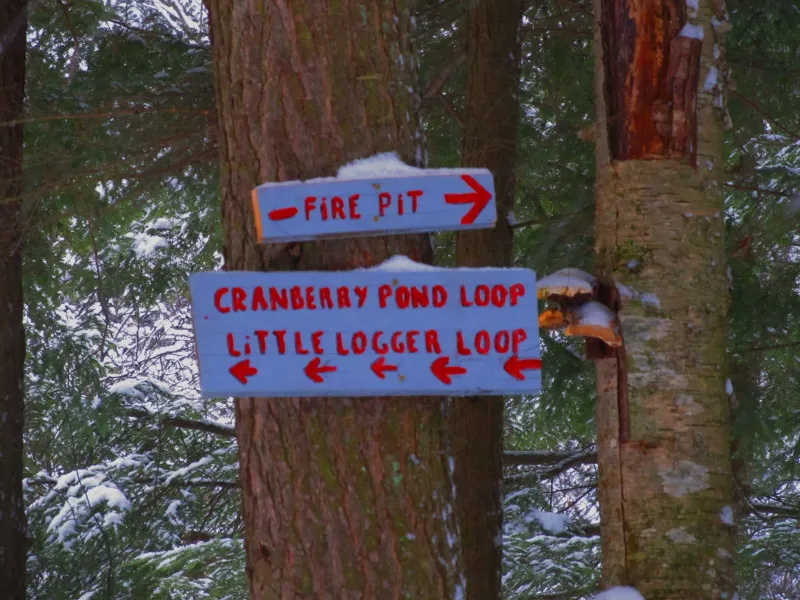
0 0 28 596
593 0 736 598
453 0 523 597
206 1 463 597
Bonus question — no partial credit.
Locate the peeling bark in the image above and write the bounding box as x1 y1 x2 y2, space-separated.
594 0 736 598
453 0 523 597
0 0 28 596
206 0 463 596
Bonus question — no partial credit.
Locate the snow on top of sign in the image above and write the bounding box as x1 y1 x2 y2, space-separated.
256 152 490 188
592 587 645 600
367 255 445 272
336 152 425 178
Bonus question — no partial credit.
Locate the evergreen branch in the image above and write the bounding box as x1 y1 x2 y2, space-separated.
0 106 212 128
730 90 800 141
504 449 597 466
723 183 791 197
423 50 467 100
127 409 236 438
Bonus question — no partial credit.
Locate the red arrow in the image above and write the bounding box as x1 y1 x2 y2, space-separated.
504 356 542 381
444 174 493 225
304 357 337 383
229 359 258 384
371 356 398 379
430 356 467 385
268 207 299 221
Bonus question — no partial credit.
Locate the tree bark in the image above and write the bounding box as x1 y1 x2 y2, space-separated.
206 1 463 597
453 0 523 597
593 0 736 598
0 0 28 597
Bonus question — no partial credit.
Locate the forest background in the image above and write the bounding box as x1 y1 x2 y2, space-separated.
3 0 799 598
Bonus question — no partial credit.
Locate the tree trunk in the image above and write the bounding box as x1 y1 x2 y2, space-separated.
593 0 736 598
453 0 522 597
0 0 28 596
206 1 463 597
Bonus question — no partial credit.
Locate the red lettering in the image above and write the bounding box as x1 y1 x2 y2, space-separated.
256 330 269 354
510 284 525 306
475 330 490 355
319 287 334 309
305 287 317 310
397 193 404 215
512 328 528 354
433 285 447 307
312 331 324 354
495 330 510 354
270 288 288 310
331 196 346 219
396 286 410 309
407 331 420 353
226 333 241 357
252 286 268 310
352 332 367 355
475 285 490 307
408 190 423 213
425 330 442 354
336 332 350 355
410 286 429 308
337 287 351 308
274 330 287 354
378 285 392 308
379 192 391 216
372 332 388 354
304 196 316 220
214 288 230 313
349 194 361 219
290 286 304 309
320 196 329 220
391 332 406 353
491 285 508 307
354 286 368 308
243 339 252 355
460 286 473 307
232 287 247 312
457 331 472 355
294 332 309 355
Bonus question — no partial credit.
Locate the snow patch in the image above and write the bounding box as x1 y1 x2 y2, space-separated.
131 232 168 258
592 587 645 600
720 505 734 525
507 210 518 226
726 379 734 395
366 255 443 272
574 301 615 328
525 509 569 534
678 23 705 39
337 152 424 179
154 71 169 79
704 67 719 91
667 527 697 544
685 0 699 16
659 461 709 497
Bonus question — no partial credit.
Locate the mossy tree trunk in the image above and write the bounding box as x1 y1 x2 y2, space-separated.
453 0 523 597
0 0 28 596
592 0 737 597
206 0 463 597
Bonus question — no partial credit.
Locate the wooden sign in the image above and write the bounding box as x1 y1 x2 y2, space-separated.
251 169 496 243
189 260 541 398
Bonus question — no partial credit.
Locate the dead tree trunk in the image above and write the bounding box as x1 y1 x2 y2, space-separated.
592 0 737 598
0 0 28 596
453 0 523 597
206 1 463 597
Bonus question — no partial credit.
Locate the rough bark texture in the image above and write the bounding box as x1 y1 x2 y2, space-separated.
593 0 736 598
0 0 28 596
453 0 522 597
206 1 463 597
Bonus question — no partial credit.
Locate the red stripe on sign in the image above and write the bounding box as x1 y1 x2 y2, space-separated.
268 207 299 221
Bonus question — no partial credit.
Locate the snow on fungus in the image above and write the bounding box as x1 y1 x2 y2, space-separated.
537 268 596 300
564 301 622 347
539 308 568 330
592 587 645 600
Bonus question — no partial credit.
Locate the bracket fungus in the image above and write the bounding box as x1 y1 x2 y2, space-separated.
564 301 623 348
536 268 597 305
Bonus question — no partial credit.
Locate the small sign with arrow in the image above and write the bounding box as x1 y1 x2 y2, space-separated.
189 261 541 398
251 169 496 243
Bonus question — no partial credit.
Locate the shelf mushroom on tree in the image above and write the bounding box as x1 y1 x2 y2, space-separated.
537 268 623 349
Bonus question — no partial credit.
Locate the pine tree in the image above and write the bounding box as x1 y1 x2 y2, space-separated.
0 0 29 595
205 0 463 595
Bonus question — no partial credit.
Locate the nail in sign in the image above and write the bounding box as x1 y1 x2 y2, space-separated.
251 169 496 243
189 261 541 398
